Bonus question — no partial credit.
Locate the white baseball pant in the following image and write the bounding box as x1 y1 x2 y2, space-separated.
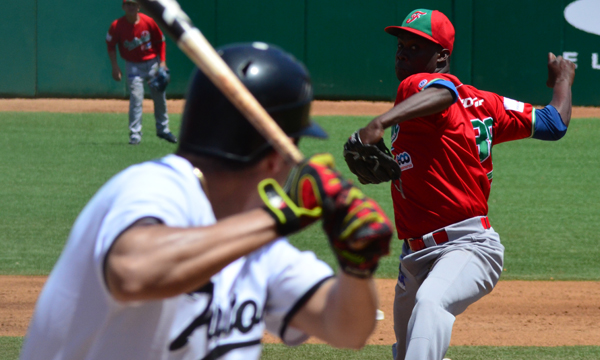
393 216 504 360
125 57 170 139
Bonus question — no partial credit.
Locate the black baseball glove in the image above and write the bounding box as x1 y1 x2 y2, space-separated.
149 67 171 92
343 131 401 184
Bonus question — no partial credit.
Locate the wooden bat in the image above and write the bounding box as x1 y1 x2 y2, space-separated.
136 0 304 164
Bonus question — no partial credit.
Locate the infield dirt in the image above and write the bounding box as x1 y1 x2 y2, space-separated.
1 98 600 118
2 276 600 347
1 99 599 347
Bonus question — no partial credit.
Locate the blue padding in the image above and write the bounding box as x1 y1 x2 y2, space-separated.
425 80 459 103
533 105 568 141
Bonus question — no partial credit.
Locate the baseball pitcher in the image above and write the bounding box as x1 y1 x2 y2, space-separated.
343 9 575 360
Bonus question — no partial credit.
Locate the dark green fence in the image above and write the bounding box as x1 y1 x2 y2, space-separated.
0 0 597 105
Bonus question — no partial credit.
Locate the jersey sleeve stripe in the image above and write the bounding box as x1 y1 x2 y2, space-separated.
278 275 334 340
424 79 459 103
529 108 536 138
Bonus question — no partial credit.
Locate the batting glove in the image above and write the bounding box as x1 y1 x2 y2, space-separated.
259 153 351 236
322 187 393 278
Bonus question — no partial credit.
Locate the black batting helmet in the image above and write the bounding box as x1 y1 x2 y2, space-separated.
178 42 327 163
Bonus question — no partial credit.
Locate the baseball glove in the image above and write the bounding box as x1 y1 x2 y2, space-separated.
343 131 401 184
149 67 170 92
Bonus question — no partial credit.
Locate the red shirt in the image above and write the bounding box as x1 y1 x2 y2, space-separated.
390 73 534 239
106 13 166 63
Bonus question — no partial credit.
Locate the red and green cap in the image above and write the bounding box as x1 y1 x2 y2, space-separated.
385 9 455 54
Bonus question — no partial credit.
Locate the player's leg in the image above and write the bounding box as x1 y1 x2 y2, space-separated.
125 61 144 144
403 235 504 360
393 267 418 359
147 59 175 142
393 241 423 360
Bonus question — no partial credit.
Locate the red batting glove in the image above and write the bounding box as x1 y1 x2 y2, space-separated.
260 153 352 236
322 187 393 278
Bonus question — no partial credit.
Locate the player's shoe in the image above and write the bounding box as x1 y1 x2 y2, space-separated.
129 133 141 145
157 131 178 144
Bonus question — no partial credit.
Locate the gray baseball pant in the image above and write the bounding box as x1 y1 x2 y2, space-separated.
393 216 504 360
125 58 170 138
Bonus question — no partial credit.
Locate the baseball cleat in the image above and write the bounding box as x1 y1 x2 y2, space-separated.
129 134 141 145
157 131 178 143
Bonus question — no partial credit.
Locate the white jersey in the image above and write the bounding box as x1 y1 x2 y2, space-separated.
20 154 333 360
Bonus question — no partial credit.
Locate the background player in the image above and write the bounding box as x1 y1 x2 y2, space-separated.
20 43 392 360
343 9 576 360
106 0 177 145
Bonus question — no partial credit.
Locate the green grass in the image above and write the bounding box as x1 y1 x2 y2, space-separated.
0 112 180 274
1 112 599 358
488 120 600 280
0 337 24 359
262 344 600 359
4 340 600 360
0 113 598 279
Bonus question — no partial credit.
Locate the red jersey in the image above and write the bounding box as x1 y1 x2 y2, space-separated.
390 73 534 239
106 13 166 63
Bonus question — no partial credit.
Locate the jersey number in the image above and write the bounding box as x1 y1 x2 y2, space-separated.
471 117 493 162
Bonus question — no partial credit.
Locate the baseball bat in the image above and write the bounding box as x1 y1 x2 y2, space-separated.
137 0 304 165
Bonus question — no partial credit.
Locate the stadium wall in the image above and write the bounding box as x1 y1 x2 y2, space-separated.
0 0 597 105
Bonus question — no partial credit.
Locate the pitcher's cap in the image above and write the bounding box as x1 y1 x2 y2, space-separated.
385 9 455 54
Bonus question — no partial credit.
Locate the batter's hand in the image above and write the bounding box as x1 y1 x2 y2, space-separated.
112 66 122 82
259 153 352 236
546 52 575 88
322 187 392 278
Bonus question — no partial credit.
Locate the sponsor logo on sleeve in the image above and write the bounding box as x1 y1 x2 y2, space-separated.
396 152 413 171
503 97 525 112
418 79 428 89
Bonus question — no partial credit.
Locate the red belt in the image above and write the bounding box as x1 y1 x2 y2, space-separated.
407 216 491 252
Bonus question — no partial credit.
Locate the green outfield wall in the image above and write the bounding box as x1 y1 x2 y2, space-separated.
1 0 598 105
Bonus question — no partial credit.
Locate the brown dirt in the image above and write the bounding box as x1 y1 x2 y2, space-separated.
0 98 599 118
1 98 599 347
3 276 600 346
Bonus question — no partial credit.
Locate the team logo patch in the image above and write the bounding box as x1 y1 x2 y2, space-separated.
418 79 428 89
396 152 413 171
406 11 427 24
391 124 400 143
